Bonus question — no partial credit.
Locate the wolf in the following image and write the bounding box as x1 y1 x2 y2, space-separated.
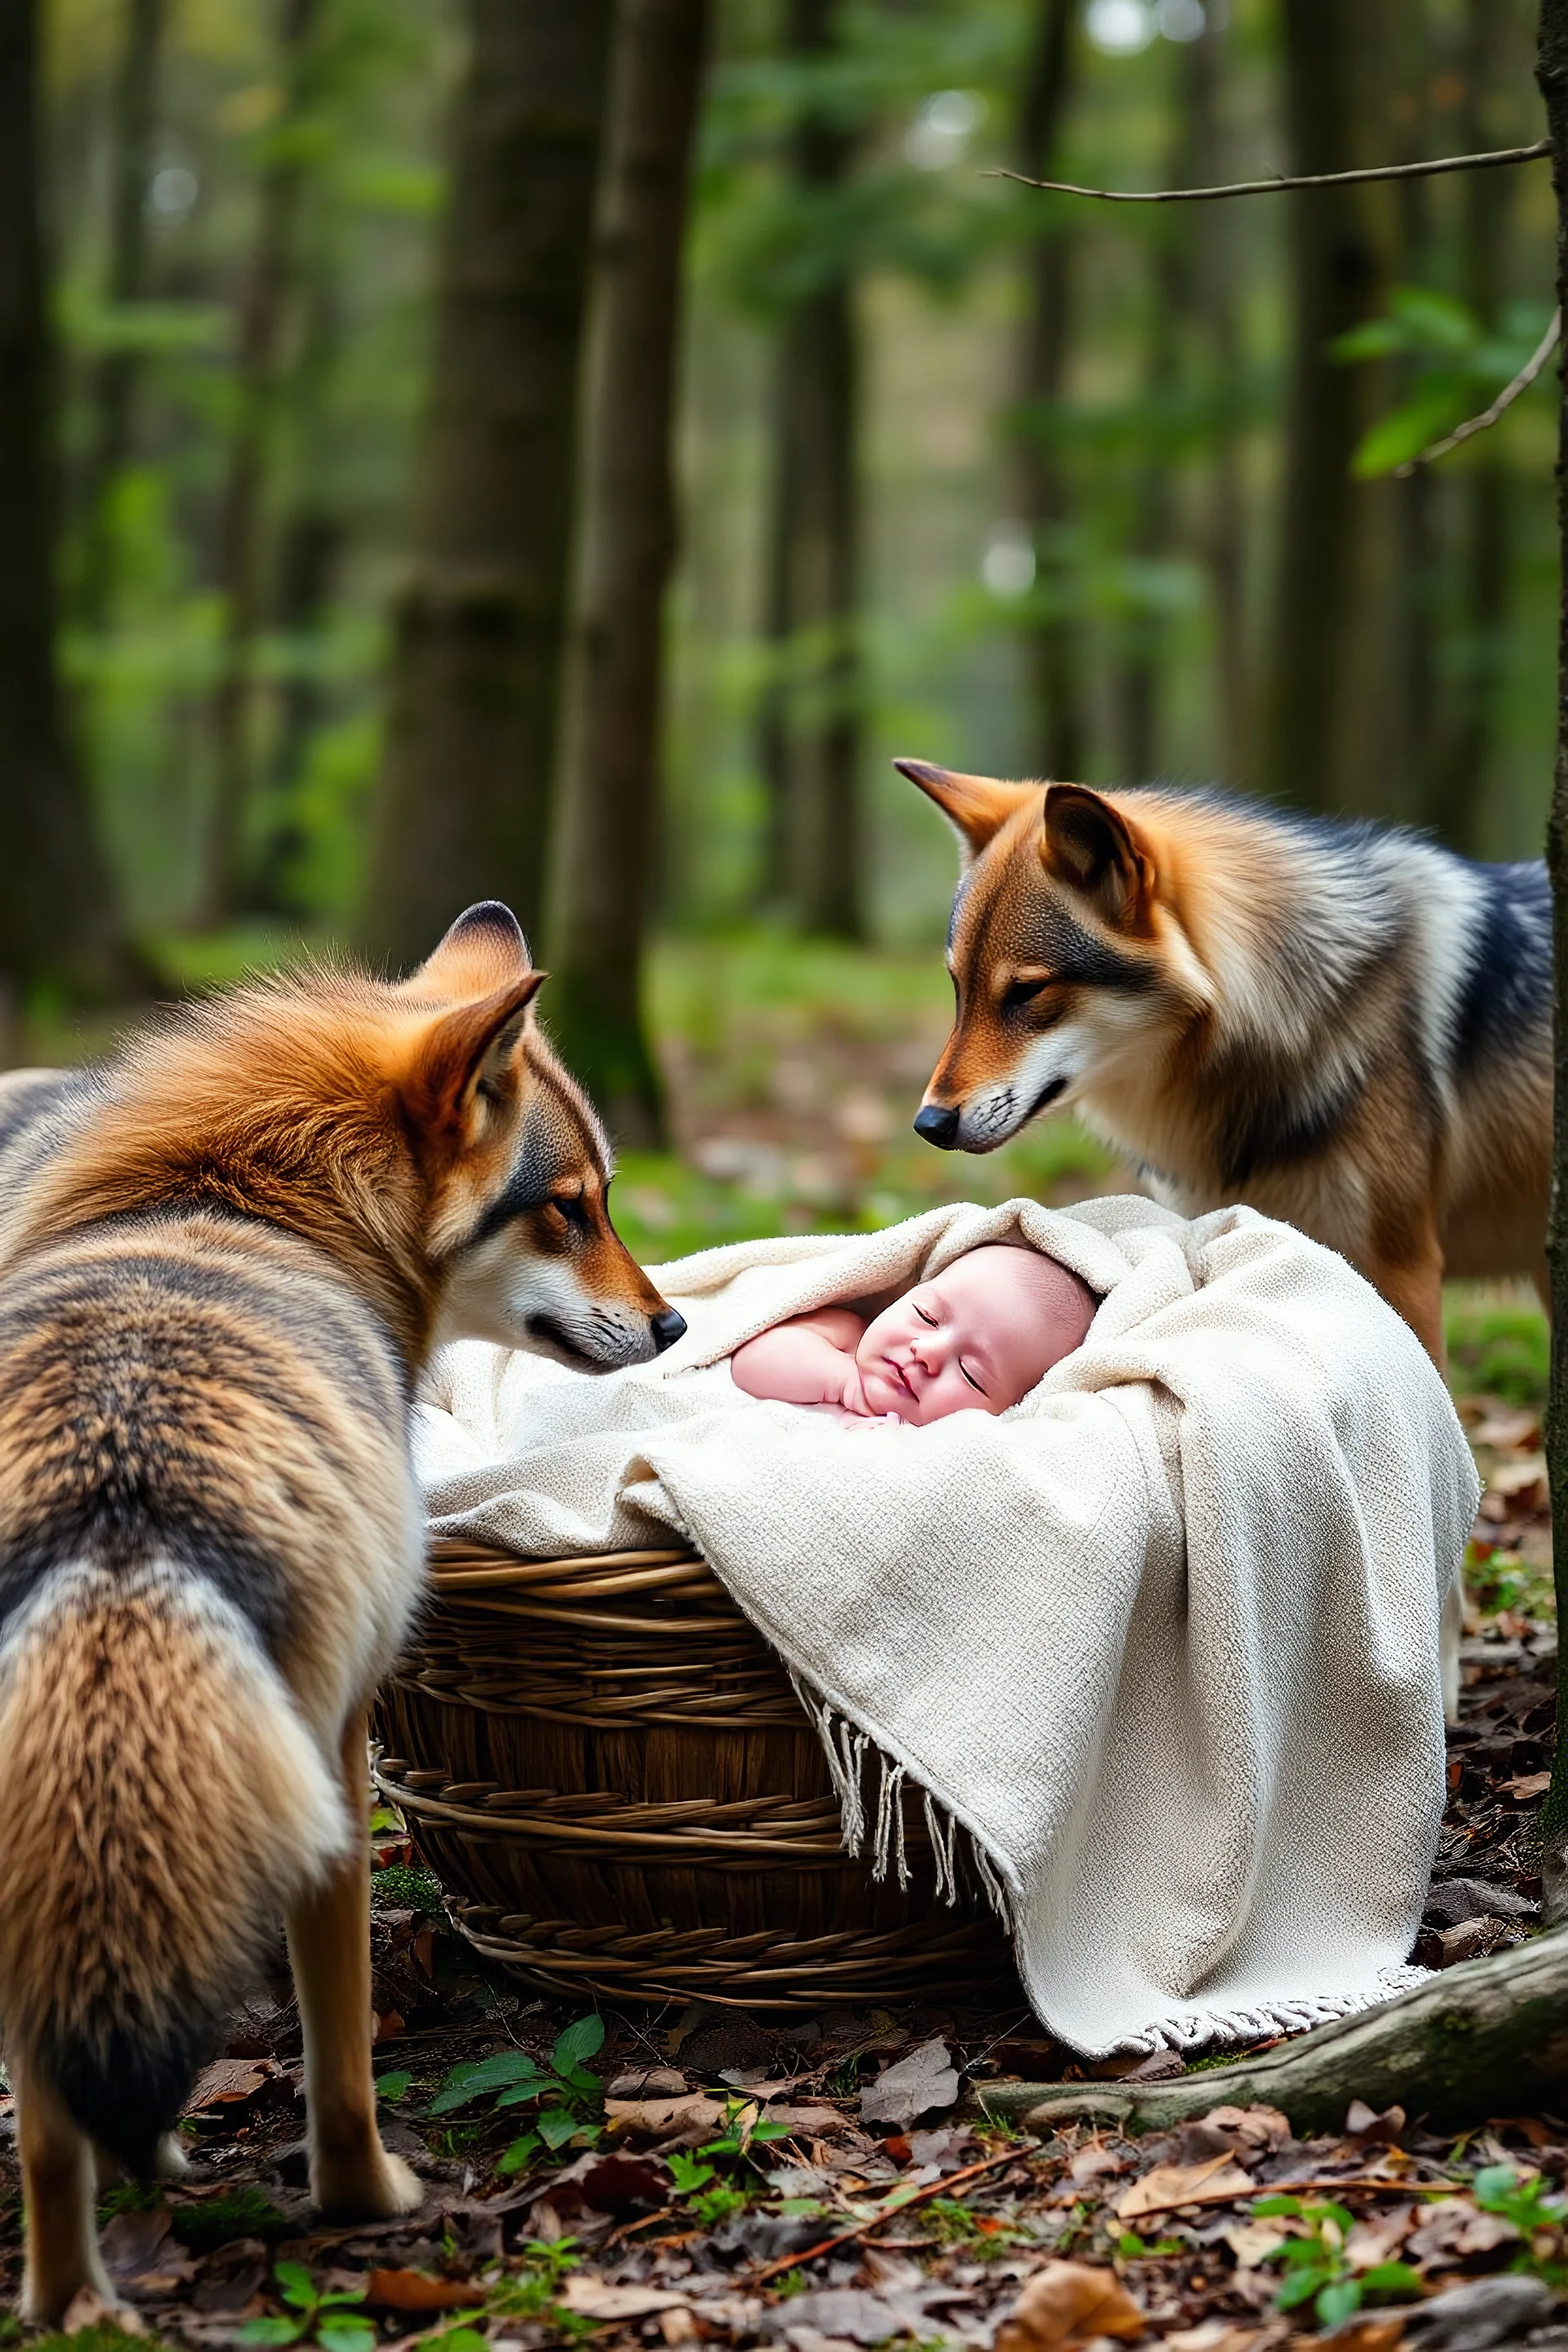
0 900 684 2324
898 759 1551 1365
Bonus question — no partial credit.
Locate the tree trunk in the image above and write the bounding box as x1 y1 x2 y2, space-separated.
198 0 321 928
1429 0 1519 857
1535 0 1568 1909
755 352 795 911
544 0 710 1145
978 1925 1568 2136
0 0 132 1004
1182 11 1248 785
1015 0 1084 782
1260 0 1391 813
362 0 612 971
762 0 864 941
74 0 164 634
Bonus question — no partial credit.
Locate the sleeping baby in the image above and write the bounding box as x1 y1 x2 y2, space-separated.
729 1242 1097 1425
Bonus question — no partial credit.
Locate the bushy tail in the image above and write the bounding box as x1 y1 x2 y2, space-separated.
0 1564 348 2173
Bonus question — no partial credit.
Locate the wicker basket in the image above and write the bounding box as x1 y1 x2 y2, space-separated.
372 1539 1018 2013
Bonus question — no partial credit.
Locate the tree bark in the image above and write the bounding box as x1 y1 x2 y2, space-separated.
362 0 612 971
1015 0 1084 782
762 0 864 940
755 351 795 911
0 0 132 1004
978 1928 1568 2137
1260 0 1391 813
544 0 710 1145
1183 11 1248 785
198 0 321 927
1535 0 1568 1906
1429 0 1519 857
74 0 165 634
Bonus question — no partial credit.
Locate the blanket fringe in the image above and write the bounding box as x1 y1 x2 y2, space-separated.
1102 1965 1435 2058
788 1670 1014 1928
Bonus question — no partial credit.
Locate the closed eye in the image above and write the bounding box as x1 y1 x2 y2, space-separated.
915 1306 937 1326
960 1361 986 1394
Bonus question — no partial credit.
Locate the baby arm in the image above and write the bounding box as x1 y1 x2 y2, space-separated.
730 1307 872 1414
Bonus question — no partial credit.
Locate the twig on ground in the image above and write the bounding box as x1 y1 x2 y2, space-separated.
1394 308 1562 475
989 138 1550 204
747 2139 1040 2287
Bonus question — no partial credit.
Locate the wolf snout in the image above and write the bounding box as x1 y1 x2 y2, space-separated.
913 1102 960 1149
650 1306 687 1352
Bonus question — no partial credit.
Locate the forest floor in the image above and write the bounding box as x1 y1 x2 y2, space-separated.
0 935 1562 2350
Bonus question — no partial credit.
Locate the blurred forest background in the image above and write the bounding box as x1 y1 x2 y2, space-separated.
0 0 1557 1381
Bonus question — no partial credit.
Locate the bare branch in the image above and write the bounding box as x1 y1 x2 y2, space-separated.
988 136 1551 205
1393 306 1562 475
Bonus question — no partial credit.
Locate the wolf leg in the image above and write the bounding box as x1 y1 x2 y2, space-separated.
13 2046 118 2324
286 1712 422 2219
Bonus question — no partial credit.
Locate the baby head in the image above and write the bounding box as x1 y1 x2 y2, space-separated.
854 1243 1098 1425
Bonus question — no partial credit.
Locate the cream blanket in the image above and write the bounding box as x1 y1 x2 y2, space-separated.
414 1195 1477 2056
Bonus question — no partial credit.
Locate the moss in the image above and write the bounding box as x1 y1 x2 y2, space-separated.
170 2185 291 2252
371 1860 445 1915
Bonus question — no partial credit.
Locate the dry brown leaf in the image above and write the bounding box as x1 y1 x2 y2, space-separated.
604 2092 728 2141
1204 2105 1291 2155
1344 2205 1414 2272
1165 2326 1267 2352
184 2058 276 2112
1472 1407 1540 1451
1488 1454 1547 1498
995 2260 1145 2351
1505 1770 1552 1800
1117 2149 1254 2219
560 2278 694 2320
1069 2143 1126 2187
1288 2319 1405 2352
1224 2216 1296 2269
1405 2198 1519 2265
363 2270 486 2314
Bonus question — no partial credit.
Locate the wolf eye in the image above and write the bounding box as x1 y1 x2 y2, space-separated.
1001 975 1049 1013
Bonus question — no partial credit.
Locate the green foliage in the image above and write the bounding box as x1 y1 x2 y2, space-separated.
368 1861 444 1915
1474 2163 1568 2281
236 2260 375 2352
1333 290 1557 479
1255 2195 1422 2329
375 2069 412 2104
172 2186 291 2252
484 2241 595 2345
1444 1288 1549 1413
429 2014 605 2175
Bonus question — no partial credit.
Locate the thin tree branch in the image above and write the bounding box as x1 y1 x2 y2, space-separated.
989 136 1550 203
1394 306 1562 475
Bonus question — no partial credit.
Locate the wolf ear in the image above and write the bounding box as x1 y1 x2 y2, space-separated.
894 758 1038 864
403 972 546 1145
408 901 532 1000
1041 785 1152 921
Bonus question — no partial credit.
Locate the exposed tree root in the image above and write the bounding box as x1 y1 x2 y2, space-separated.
977 1929 1568 2136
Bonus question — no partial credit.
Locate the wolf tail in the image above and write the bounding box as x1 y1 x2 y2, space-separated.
0 1562 348 2174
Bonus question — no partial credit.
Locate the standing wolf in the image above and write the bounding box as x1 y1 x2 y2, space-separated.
0 901 683 2324
899 760 1551 1363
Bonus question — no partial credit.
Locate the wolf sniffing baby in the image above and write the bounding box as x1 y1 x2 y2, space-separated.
731 1241 1097 1422
0 901 682 2326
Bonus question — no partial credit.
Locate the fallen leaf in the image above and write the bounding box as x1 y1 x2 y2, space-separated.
1405 2198 1520 2265
1069 2144 1126 2187
1123 2048 1185 2082
605 2065 688 2100
1224 2216 1294 2268
995 2260 1145 2351
1345 2101 1406 2144
1428 1917 1512 1967
1504 1771 1552 1801
1488 1454 1547 1499
764 2104 858 2141
363 2270 486 2314
559 2278 693 2320
859 2038 960 2130
574 2152 670 2211
100 2207 173 2283
1472 1407 1540 1451
1165 2327 1267 2352
1344 2204 1414 2272
604 2092 728 2142
184 2058 276 2113
1204 2105 1291 2156
1295 2320 1405 2352
1117 2149 1254 2220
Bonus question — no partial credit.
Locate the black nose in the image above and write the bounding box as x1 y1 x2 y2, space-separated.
650 1307 687 1352
913 1102 960 1150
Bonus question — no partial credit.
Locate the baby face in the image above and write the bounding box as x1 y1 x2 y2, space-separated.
853 1245 1092 1425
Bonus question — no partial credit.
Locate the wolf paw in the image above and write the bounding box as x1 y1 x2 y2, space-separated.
154 2132 192 2181
313 2143 424 2221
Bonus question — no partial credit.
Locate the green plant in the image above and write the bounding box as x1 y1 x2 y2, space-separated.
97 2180 165 2218
923 2198 1029 2255
375 2069 412 2104
172 2186 290 2252
369 1862 444 1915
236 2261 375 2351
1255 2197 1422 2331
429 2015 605 2174
1474 2164 1568 2282
662 2096 795 2221
483 2242 595 2344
